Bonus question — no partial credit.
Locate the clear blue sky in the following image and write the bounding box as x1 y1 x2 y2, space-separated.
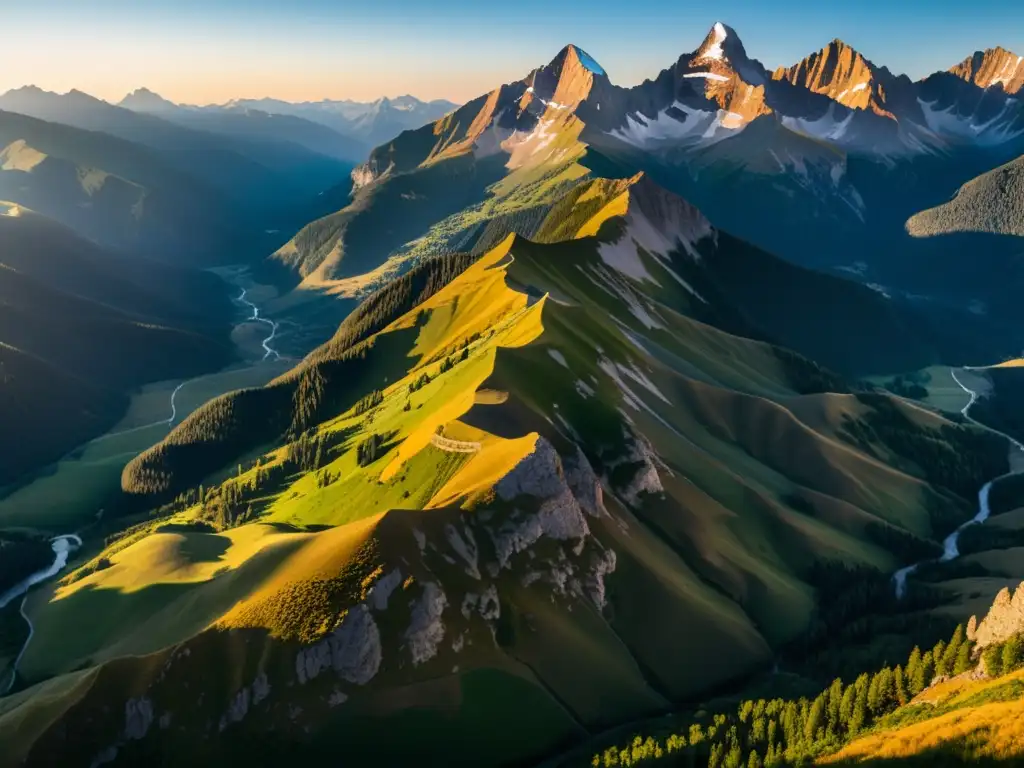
5 0 1024 104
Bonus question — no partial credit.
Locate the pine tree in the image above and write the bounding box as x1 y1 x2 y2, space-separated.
826 678 843 733
805 695 826 741
867 673 882 716
894 664 909 706
984 644 1004 677
1002 635 1024 674
932 639 947 674
954 642 973 675
911 650 933 694
748 749 763 768
940 625 965 677
839 684 856 733
906 646 922 692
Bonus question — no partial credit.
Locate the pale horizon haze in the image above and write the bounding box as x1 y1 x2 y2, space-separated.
5 0 1024 105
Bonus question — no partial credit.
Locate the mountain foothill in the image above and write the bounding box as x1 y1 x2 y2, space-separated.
2 21 1024 768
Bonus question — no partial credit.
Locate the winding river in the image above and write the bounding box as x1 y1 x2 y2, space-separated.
0 535 82 694
893 367 1024 599
0 282 281 697
237 288 281 361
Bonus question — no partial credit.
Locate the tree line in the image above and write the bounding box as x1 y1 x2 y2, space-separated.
589 624 977 768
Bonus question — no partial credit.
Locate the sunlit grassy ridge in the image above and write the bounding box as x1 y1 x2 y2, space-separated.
2 174 1008 767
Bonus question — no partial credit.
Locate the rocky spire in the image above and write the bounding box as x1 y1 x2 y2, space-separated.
528 44 607 111
950 47 1024 94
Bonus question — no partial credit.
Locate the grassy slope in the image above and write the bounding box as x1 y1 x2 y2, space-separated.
1 208 993 765
826 669 1024 765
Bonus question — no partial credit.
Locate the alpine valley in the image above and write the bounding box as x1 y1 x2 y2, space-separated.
3 19 1024 768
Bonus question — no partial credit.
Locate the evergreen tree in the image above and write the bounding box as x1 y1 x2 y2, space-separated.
805 695 826 741
984 644 1004 677
894 664 909 706
911 650 933 694
906 646 922 691
954 641 973 675
940 625 965 677
839 684 856 731
1002 635 1024 674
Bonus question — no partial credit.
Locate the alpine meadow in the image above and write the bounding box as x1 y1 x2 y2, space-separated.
6 2 1024 766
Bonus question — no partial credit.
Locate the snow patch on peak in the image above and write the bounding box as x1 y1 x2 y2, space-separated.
700 22 728 61
682 72 731 83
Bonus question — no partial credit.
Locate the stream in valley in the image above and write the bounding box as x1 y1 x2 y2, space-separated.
0 279 281 697
893 367 1024 599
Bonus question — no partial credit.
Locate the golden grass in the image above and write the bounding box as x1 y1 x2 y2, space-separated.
826 670 1024 763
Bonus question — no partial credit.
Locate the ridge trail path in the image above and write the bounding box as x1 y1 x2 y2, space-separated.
893 367 1024 598
430 434 482 454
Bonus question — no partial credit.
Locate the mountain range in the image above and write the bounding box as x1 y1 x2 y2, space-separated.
2 21 1024 768
118 88 457 160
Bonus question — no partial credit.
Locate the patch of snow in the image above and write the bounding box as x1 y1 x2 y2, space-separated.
682 71 730 83
575 379 596 398
548 349 569 368
700 22 728 61
608 100 745 150
622 363 671 404
412 528 427 552
445 524 481 580
585 266 665 329
781 104 855 142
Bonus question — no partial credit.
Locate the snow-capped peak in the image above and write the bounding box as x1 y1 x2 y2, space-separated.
702 22 728 61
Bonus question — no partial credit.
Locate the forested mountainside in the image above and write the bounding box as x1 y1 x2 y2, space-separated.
0 206 233 484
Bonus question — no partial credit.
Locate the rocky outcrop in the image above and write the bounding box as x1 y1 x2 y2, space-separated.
365 567 403 611
967 582 1024 649
564 446 608 518
461 585 501 621
490 438 591 569
495 438 566 501
124 697 154 741
295 604 382 685
618 433 665 507
950 47 1024 95
405 582 448 665
586 548 618 610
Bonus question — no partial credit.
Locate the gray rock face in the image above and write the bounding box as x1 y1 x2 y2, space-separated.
496 438 566 501
969 582 1024 649
252 672 271 705
124 697 154 741
220 687 251 731
619 433 664 506
461 585 500 621
296 604 382 685
564 446 608 518
490 456 591 571
586 549 618 610
405 582 448 665
365 568 403 611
